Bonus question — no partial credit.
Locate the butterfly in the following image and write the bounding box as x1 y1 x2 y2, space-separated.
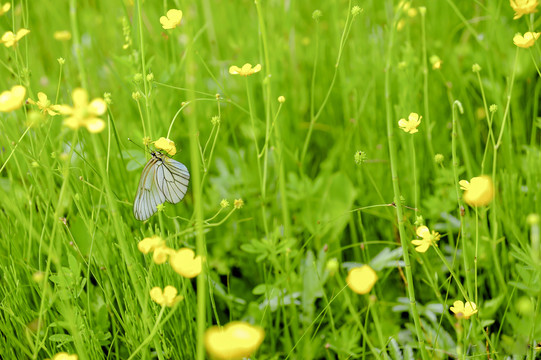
133 151 190 221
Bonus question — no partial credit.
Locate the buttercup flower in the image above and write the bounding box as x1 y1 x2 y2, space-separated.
398 112 422 134
51 353 78 360
459 176 494 206
411 225 441 253
137 235 165 254
346 265 378 294
170 248 202 278
450 300 478 319
510 0 538 19
27 92 59 116
220 199 230 208
205 321 265 360
229 63 262 76
154 137 177 156
0 85 26 112
1 29 30 47
153 245 174 265
513 32 540 48
0 3 10 16
53 30 72 41
150 285 184 307
160 9 183 29
57 88 107 133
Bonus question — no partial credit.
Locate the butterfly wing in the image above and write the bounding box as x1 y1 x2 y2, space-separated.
133 156 166 221
154 154 190 204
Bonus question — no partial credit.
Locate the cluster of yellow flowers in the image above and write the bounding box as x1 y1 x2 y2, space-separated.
138 234 263 358
511 0 540 48
1 85 108 134
138 235 202 279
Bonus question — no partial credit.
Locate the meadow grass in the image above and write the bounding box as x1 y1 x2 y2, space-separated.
1 0 541 359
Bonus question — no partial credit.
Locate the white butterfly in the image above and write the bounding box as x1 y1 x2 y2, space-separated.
133 151 190 221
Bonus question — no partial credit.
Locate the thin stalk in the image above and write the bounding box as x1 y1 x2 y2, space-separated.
136 0 152 138
384 6 428 359
184 37 206 360
451 100 473 299
300 1 354 167
419 8 436 173
69 0 88 89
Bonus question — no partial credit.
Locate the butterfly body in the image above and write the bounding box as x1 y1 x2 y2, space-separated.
133 151 190 221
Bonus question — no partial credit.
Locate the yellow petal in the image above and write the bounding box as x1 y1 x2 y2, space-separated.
459 180 470 190
0 3 11 15
170 248 202 278
37 92 48 104
229 65 241 75
411 240 430 253
416 225 429 238
0 85 26 112
150 287 165 305
205 322 265 360
63 116 82 130
85 118 106 133
137 235 165 254
15 28 30 40
346 265 378 295
89 98 107 115
154 137 177 156
55 104 74 115
72 88 88 108
463 175 493 206
167 9 183 22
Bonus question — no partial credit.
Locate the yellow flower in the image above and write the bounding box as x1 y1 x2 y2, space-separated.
160 9 183 29
220 199 230 208
510 0 538 19
0 85 26 112
0 3 11 16
398 112 422 134
153 245 174 265
513 31 540 48
51 353 78 360
459 176 494 206
57 88 107 133
346 265 378 294
411 225 441 253
154 137 177 156
149 285 184 307
450 300 478 319
170 248 202 278
137 235 165 254
233 199 244 209
229 63 262 76
1 28 30 47
205 322 265 360
53 30 72 41
27 92 60 116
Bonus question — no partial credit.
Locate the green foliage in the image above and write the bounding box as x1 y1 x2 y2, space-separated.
2 0 541 359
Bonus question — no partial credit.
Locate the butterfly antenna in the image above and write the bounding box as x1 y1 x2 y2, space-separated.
128 138 152 154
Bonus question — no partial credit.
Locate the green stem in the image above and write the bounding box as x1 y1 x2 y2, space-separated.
69 0 87 89
384 7 427 359
184 36 207 360
451 100 473 299
419 9 436 173
136 0 152 138
300 0 353 167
